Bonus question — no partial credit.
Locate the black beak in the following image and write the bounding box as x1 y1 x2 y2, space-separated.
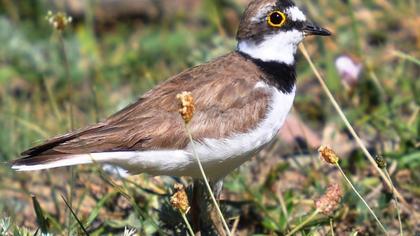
303 22 331 36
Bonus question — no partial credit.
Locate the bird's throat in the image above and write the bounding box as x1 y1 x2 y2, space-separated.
236 30 303 66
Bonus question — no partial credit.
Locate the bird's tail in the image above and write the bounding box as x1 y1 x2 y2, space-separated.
11 152 134 172
12 154 95 171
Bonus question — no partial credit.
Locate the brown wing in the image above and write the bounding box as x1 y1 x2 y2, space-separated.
19 52 270 158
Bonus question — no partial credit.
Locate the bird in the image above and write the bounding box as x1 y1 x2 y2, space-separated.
12 0 330 181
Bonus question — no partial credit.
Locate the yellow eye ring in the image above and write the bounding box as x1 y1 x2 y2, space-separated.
267 11 287 28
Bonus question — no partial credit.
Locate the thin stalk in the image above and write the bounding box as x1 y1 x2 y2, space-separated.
57 29 76 236
230 217 240 236
345 1 363 56
299 44 407 207
278 190 289 221
408 107 419 126
86 0 101 122
42 76 63 121
57 32 74 131
185 124 231 235
204 0 226 37
335 163 388 234
61 195 89 236
384 169 403 236
330 218 335 236
68 166 76 235
393 50 420 66
180 211 195 236
286 210 319 236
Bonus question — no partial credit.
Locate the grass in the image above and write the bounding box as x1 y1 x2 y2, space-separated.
0 0 419 235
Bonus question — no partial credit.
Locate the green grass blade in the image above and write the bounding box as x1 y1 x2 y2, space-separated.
393 51 420 66
61 195 90 236
85 191 115 227
31 195 49 234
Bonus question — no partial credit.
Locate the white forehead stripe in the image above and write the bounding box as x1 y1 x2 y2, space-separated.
251 3 275 22
286 6 306 22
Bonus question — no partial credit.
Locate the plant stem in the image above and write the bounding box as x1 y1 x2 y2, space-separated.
330 218 335 236
345 1 363 56
57 30 75 236
299 44 407 207
185 124 231 235
230 216 240 236
278 190 289 221
393 50 420 66
58 32 74 131
61 195 89 236
335 163 388 234
286 210 319 236
180 211 195 236
384 169 403 236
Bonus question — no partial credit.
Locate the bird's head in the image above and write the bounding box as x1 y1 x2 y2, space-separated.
237 0 331 65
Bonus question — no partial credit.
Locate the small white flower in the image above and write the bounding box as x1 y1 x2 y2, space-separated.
45 11 72 31
335 55 363 87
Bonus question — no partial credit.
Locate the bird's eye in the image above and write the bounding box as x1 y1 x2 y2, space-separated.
267 11 286 28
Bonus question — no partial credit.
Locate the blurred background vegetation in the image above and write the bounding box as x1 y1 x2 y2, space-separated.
0 0 419 235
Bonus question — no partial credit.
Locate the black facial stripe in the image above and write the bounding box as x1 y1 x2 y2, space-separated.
238 51 296 94
281 21 305 31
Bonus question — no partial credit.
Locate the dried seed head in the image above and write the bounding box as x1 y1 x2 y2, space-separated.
176 92 195 124
170 183 190 214
375 155 387 169
46 11 72 31
315 183 343 216
318 145 340 165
